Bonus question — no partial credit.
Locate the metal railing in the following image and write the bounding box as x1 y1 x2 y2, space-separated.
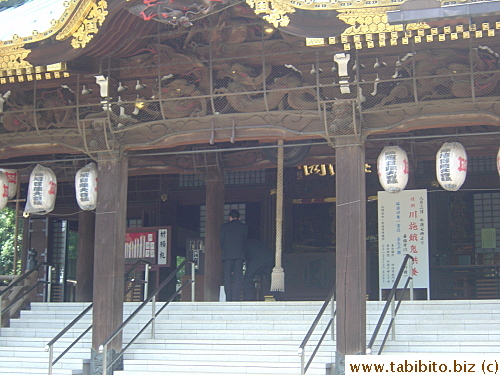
46 260 153 374
100 259 195 375
367 254 414 355
46 302 93 375
124 259 151 301
298 284 335 375
0 263 51 332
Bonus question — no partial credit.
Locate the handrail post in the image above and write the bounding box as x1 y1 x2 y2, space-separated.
390 294 396 341
48 344 53 375
144 264 150 302
151 295 156 339
46 265 53 302
330 291 335 341
409 258 414 301
191 262 195 302
300 348 305 375
101 344 107 375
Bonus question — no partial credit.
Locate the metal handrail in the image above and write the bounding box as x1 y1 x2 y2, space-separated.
124 259 151 301
376 276 413 355
100 259 195 375
1 280 49 316
46 302 93 375
124 259 151 280
46 262 153 375
298 284 335 375
1 263 51 333
367 254 414 355
0 262 48 297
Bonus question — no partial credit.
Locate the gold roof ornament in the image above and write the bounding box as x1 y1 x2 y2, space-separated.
275 0 410 11
0 0 108 82
245 0 412 27
310 21 497 49
245 0 295 27
69 0 108 49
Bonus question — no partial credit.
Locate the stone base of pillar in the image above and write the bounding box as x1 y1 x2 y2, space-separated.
90 348 123 375
335 351 345 375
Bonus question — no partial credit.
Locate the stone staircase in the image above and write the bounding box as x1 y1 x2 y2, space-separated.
0 300 499 375
376 300 500 355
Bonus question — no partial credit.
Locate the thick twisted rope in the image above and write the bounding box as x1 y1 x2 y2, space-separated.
271 139 285 292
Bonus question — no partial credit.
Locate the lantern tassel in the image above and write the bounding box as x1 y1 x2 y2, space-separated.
270 266 285 292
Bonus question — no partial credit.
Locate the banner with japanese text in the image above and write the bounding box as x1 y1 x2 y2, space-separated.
378 189 429 291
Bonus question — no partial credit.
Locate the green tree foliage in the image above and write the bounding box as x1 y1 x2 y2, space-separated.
0 207 21 276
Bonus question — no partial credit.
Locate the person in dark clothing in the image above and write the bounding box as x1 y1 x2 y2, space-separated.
219 209 248 301
243 238 274 301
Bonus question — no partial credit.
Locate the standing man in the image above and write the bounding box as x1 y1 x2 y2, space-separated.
220 209 248 301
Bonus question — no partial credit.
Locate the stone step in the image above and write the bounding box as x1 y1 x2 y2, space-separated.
114 359 328 375
3 300 500 375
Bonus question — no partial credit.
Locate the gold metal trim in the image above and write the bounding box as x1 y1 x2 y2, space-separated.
70 0 108 49
0 70 70 85
282 0 409 11
0 45 32 72
246 0 295 28
337 7 403 35
309 21 498 50
56 0 95 41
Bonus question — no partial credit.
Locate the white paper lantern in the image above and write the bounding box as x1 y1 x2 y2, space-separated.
75 162 98 210
0 171 9 211
436 142 467 191
0 169 17 199
377 146 409 193
497 148 500 176
24 164 57 215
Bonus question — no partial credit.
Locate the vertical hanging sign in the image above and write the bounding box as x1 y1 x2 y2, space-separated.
378 189 429 293
158 228 168 265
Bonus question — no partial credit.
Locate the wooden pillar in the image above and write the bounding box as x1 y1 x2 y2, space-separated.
91 155 128 373
203 169 225 301
335 138 367 366
75 210 95 302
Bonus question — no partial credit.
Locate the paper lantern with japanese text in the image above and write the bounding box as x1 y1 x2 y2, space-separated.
75 162 98 210
24 164 57 215
377 146 409 193
0 169 17 199
436 142 467 191
0 171 9 211
497 148 500 176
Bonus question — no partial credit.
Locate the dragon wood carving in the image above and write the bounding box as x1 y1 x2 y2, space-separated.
379 47 500 106
2 88 76 132
143 78 207 119
217 63 319 112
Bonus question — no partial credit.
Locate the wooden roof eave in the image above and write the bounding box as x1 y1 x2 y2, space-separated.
24 1 156 68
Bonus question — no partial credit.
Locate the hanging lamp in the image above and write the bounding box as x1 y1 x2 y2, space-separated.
25 164 57 215
75 162 98 210
436 142 467 191
0 169 17 199
377 145 409 193
0 171 9 210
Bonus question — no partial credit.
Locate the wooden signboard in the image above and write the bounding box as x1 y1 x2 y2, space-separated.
125 227 171 266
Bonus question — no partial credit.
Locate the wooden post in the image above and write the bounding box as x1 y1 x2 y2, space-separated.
76 210 95 302
203 169 224 301
91 155 128 373
335 138 367 369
